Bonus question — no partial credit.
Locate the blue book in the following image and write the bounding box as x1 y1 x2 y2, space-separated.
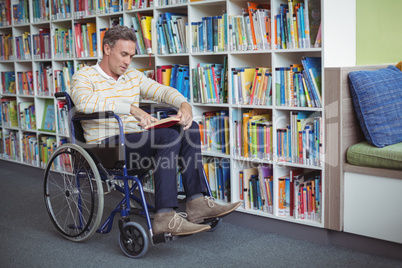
285 177 290 215
212 16 219 52
170 64 179 88
206 17 213 52
221 158 230 202
183 66 190 99
198 21 203 52
220 110 228 154
280 68 285 106
301 56 322 106
157 24 167 54
164 13 187 54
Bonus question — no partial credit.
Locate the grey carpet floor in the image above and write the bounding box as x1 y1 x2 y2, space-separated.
1 161 402 268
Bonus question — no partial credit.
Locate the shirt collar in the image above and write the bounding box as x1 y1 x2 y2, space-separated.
93 63 125 81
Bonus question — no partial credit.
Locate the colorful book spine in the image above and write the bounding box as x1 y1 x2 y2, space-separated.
274 0 320 49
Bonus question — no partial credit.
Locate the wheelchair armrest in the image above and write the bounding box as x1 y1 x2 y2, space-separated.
72 111 115 121
55 92 68 99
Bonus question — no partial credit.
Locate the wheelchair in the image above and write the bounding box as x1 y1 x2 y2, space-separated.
43 92 221 258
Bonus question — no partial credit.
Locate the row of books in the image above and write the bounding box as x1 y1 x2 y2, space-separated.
278 169 321 221
51 0 71 20
1 61 76 96
1 99 37 130
1 98 18 128
13 0 29 25
2 130 20 161
156 64 190 100
18 102 36 130
232 67 272 106
0 0 12 26
229 2 271 52
192 60 228 104
39 135 57 168
21 132 39 166
131 13 153 55
199 110 230 155
32 28 51 60
74 22 97 58
17 71 34 95
1 71 16 94
15 32 31 60
56 100 70 136
36 62 54 96
157 12 187 54
98 0 123 14
74 0 96 18
233 109 272 160
276 57 322 108
0 34 13 61
191 13 227 53
277 111 322 167
203 157 231 202
54 62 74 93
274 0 321 49
54 28 74 59
125 0 151 10
239 164 273 213
32 0 50 22
153 0 187 6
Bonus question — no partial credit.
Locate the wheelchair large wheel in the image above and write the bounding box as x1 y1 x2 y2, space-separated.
119 222 149 258
44 143 104 242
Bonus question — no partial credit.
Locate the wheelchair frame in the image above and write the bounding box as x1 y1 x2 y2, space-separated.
44 92 219 258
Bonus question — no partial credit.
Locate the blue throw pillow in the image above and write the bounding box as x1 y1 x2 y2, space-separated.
348 65 402 148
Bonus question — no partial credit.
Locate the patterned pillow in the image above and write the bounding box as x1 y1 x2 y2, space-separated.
348 65 402 148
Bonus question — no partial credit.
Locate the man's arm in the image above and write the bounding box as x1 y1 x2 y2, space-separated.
71 68 130 115
138 71 188 109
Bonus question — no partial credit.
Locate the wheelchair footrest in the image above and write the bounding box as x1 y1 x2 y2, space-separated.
152 233 178 244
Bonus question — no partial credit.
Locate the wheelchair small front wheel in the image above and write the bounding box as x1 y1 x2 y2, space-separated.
208 218 222 232
119 222 149 258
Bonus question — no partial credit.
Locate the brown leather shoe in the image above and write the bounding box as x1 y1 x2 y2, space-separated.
186 196 242 223
153 211 211 236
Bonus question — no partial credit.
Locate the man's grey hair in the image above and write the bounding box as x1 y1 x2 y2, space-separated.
102 25 137 53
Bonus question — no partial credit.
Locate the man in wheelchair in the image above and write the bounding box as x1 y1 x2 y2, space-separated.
71 26 241 237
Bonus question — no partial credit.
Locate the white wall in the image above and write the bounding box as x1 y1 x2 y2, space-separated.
323 0 356 67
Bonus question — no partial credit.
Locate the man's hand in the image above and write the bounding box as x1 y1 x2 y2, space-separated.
177 102 193 130
130 105 158 129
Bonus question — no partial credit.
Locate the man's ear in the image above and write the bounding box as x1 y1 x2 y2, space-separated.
104 44 110 56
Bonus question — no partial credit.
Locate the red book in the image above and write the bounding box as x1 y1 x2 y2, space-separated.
144 116 180 130
39 28 50 59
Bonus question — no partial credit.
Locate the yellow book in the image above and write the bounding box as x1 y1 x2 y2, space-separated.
250 67 263 105
224 116 229 155
241 68 256 104
162 67 172 86
242 111 252 158
86 23 96 57
218 16 224 52
141 16 153 54
127 0 133 10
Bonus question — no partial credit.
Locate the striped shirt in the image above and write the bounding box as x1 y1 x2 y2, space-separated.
71 64 188 144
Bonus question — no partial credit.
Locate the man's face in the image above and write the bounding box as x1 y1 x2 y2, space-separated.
104 39 136 79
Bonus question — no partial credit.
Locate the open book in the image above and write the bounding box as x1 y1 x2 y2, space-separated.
144 116 180 130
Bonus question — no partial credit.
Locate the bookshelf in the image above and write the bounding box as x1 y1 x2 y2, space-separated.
0 0 345 231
